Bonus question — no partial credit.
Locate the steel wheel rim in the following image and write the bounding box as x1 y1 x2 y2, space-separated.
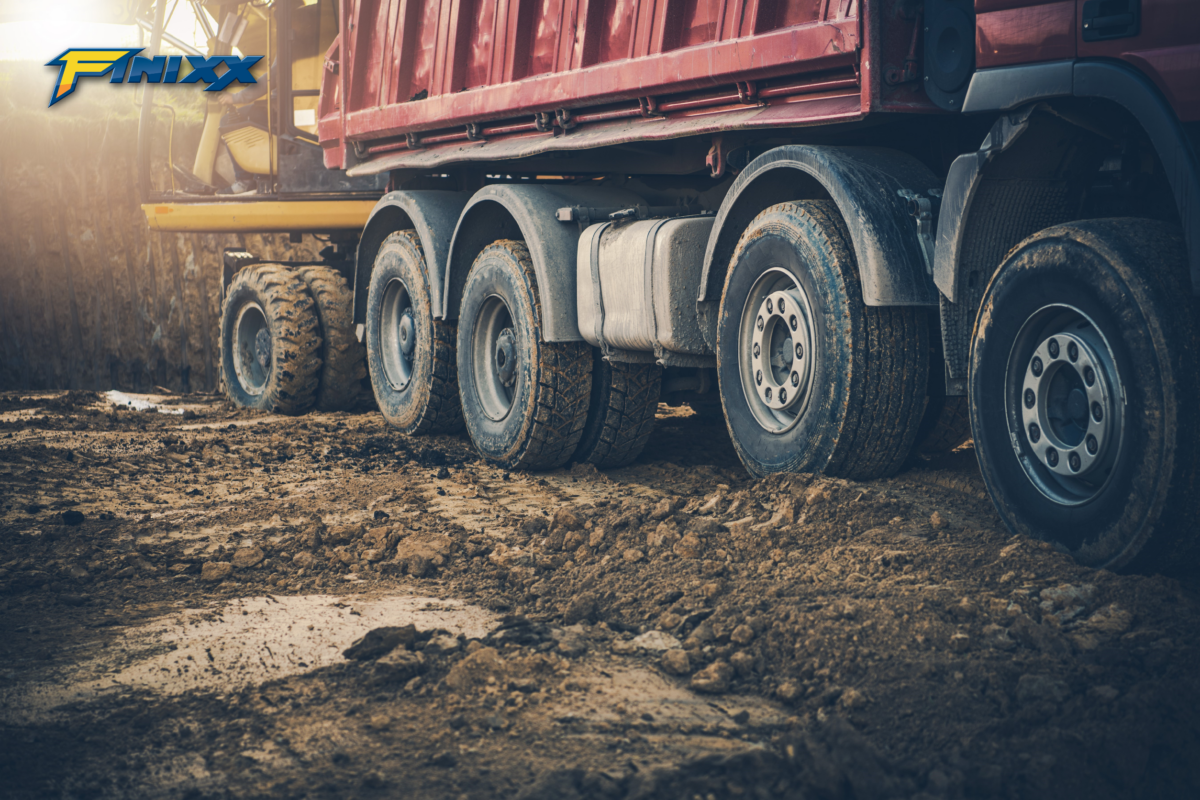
738 267 816 434
472 294 519 421
380 278 417 391
233 302 270 396
1004 304 1125 506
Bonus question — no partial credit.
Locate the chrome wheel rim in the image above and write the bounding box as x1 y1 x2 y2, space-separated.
380 278 416 391
472 294 519 421
738 267 816 433
233 302 270 395
1005 304 1124 505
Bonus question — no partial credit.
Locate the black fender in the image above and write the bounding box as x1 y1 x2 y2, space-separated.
352 190 469 325
945 58 1200 296
443 184 644 342
697 145 941 330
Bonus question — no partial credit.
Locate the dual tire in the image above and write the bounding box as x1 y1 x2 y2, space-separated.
367 234 660 471
220 263 365 414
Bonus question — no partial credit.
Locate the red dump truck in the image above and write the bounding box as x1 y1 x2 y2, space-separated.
142 0 1200 572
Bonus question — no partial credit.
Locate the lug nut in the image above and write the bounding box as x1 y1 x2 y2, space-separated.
1048 339 1060 358
765 387 773 401
789 315 798 331
1031 357 1043 377
1092 402 1103 422
1069 452 1081 471
753 343 760 358
791 372 799 387
779 388 787 404
757 316 764 331
795 343 804 359
778 297 786 312
1029 422 1041 443
1084 366 1095 386
1068 341 1079 362
755 370 762 386
1046 447 1059 467
1086 434 1098 454
1024 388 1035 409
766 298 774 313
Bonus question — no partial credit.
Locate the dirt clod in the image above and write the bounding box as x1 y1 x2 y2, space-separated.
200 562 233 582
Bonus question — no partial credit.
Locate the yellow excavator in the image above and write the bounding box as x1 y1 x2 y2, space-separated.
127 0 386 414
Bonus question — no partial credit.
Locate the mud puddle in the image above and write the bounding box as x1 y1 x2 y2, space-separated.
2 593 498 722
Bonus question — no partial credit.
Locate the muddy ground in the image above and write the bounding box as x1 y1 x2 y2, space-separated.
1 390 1198 799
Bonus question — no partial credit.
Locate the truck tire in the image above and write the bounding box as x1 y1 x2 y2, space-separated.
295 265 366 411
366 231 464 435
573 351 661 468
969 219 1200 571
457 240 592 470
913 396 972 458
220 263 321 414
716 201 929 480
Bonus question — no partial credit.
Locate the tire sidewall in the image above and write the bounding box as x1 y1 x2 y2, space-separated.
970 234 1166 568
457 246 540 464
366 234 437 433
717 208 852 476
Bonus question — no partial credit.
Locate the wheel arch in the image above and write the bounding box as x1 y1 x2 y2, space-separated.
934 58 1200 387
697 145 942 318
940 59 1200 303
443 184 644 342
353 190 469 325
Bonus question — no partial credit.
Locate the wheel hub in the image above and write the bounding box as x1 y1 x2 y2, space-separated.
1021 330 1115 479
232 301 270 396
750 289 811 412
398 311 416 357
254 327 272 369
380 279 416 391
495 328 517 388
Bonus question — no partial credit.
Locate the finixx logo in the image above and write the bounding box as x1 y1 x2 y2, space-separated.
47 49 261 107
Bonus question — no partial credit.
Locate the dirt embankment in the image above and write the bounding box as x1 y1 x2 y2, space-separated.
0 67 329 394
1 391 1198 799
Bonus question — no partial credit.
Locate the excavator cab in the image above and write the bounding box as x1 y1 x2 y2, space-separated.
139 0 385 233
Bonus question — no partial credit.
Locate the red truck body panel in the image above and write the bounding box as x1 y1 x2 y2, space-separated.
318 0 930 168
317 0 1200 171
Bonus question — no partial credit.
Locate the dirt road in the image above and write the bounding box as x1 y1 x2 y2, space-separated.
1 390 1198 799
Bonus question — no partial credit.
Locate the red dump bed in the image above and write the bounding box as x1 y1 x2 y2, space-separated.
318 0 936 170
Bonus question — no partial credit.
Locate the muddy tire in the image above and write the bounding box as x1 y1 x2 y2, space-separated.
294 265 366 411
220 263 321 414
573 350 661 468
716 200 929 480
970 219 1200 571
457 240 592 470
366 231 464 435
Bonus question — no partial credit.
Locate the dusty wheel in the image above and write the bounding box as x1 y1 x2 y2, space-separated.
295 265 366 411
970 219 1200 571
220 263 321 414
573 350 661 468
457 240 591 470
716 201 929 479
366 231 463 435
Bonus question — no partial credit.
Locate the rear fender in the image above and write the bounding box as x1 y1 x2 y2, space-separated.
353 190 469 324
697 145 941 348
